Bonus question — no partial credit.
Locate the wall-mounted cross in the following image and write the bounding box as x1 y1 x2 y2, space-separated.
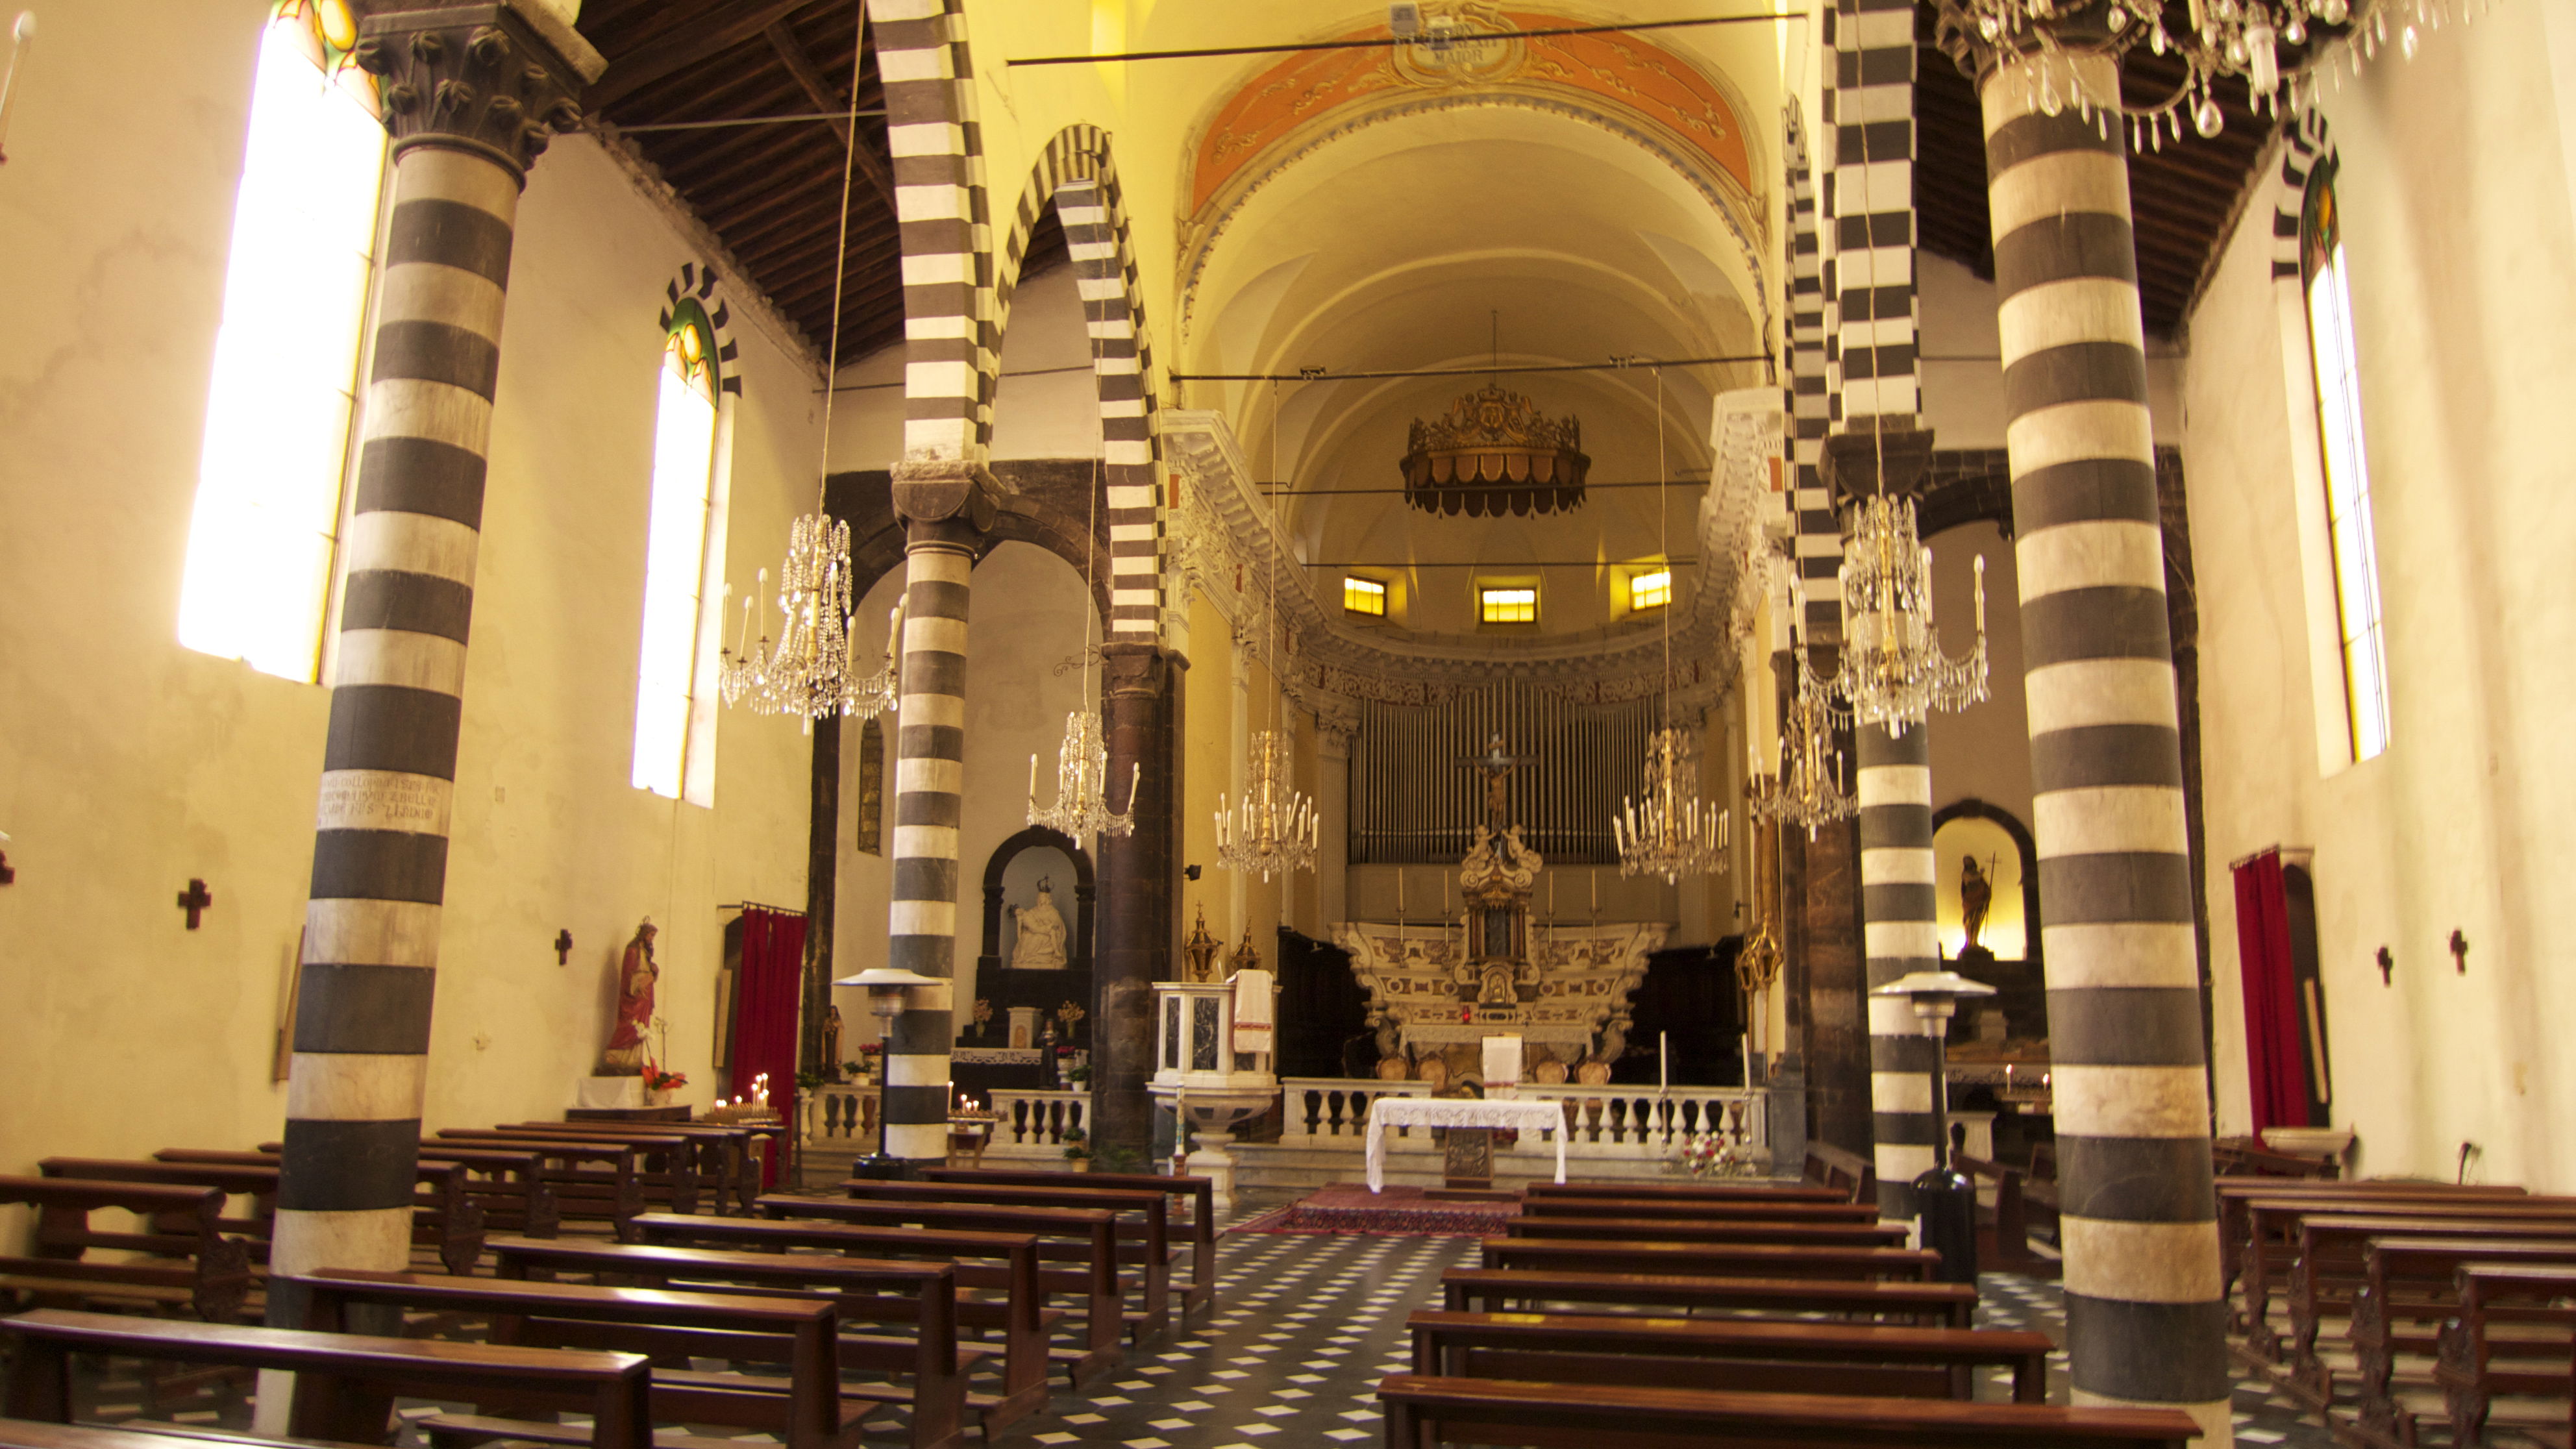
2375 946 2394 986
177 878 212 930
2449 929 2470 974
554 929 574 965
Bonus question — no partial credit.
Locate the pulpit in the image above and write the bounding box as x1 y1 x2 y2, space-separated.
1145 972 1277 1209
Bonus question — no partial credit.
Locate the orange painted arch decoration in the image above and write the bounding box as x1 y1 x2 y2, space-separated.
1187 11 1754 217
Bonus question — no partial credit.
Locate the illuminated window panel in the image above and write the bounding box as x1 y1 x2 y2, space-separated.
1343 576 1387 616
2301 158 2392 761
1479 586 1537 625
175 2 386 680
631 308 721 800
1629 569 1672 611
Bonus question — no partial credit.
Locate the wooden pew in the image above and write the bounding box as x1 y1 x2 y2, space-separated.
2239 1198 2576 1352
0 1178 252 1322
153 1149 491 1274
1517 1196 1883 1223
256 1141 561 1239
1441 1267 1979 1327
563 1117 784 1202
428 1134 647 1233
443 1128 699 1219
0 1307 650 1449
1951 1151 2047 1272
919 1167 1219 1317
506 1224 1056 1430
2275 1213 2576 1381
1375 1374 2203 1449
2214 1136 2342 1180
2218 1180 2530 1301
299 1267 965 1449
1502 1216 1913 1248
1528 1180 1852 1204
1805 1143 1878 1204
1409 1309 2056 1401
0 1419 325 1449
741 1198 1126 1382
1481 1235 1940 1282
512 1124 756 1216
2434 1263 2576 1449
2351 1237 2576 1441
836 1180 1172 1341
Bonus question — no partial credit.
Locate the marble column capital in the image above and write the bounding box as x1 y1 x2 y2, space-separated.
1102 641 1172 700
1823 427 1937 509
892 458 1006 534
354 3 604 179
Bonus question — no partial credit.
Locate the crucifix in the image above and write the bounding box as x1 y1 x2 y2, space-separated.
2448 929 2470 975
1458 732 1539 832
555 929 575 965
177 878 213 930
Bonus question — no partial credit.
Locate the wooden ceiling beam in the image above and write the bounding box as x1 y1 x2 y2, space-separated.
762 14 897 214
586 0 823 112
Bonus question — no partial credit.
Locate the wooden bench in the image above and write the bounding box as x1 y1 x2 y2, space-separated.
1375 1374 2203 1448
514 1124 758 1217
1502 1216 1913 1248
429 1135 648 1232
255 1142 562 1239
299 1266 965 1449
504 1224 1056 1430
1951 1151 2048 1273
0 1419 344 1449
0 1307 650 1449
1528 1180 1852 1204
2351 1237 2576 1441
836 1180 1173 1341
152 1150 489 1274
1481 1235 1940 1282
443 1129 698 1220
1805 1143 1878 1204
1517 1196 1883 1223
2239 1198 2576 1354
2215 1136 2342 1180
1408 1309 2056 1401
0 1178 253 1322
918 1167 1219 1317
2219 1180 2530 1302
2275 1213 2576 1381
1441 1267 1979 1327
2434 1263 2576 1448
741 1198 1125 1383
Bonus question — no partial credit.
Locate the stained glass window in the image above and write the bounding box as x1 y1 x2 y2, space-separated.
2301 157 2392 762
175 2 387 680
631 303 724 800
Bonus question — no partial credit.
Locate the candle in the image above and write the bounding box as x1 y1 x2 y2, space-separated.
1028 752 1039 801
1741 1033 1752 1087
1974 554 1987 632
1659 1031 1668 1093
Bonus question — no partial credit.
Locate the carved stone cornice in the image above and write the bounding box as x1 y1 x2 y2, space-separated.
891 458 1007 533
354 3 606 178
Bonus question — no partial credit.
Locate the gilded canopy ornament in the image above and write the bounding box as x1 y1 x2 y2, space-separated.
1401 384 1589 517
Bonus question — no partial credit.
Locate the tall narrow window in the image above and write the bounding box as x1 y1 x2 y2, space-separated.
631 303 723 799
176 1 386 679
2301 158 2392 760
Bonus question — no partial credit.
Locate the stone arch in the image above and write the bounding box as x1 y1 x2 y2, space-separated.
2273 106 2336 286
863 0 991 467
989 125 1167 645
977 824 1096 978
657 261 744 397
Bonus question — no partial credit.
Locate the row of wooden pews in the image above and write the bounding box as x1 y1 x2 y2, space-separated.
1 1138 1219 1449
1374 1176 2207 1449
2222 1172 2576 1447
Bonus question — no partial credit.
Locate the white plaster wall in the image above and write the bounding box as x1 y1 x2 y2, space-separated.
1920 253 2185 448
2181 1 2576 1186
0 2 821 1194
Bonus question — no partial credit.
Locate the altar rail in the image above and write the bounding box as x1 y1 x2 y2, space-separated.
1282 1078 1770 1157
800 1086 1087 1164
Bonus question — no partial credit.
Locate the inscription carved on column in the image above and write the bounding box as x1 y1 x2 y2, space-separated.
353 3 605 175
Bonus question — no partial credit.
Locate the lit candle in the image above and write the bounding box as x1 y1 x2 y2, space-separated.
1974 554 1987 632
1028 752 1039 802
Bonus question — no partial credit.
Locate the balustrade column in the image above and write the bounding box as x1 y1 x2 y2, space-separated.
271 1 599 1309
1970 42 2228 1437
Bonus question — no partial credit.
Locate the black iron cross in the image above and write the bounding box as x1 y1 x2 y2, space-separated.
2376 945 2394 986
2449 929 2470 974
554 929 575 965
177 878 213 929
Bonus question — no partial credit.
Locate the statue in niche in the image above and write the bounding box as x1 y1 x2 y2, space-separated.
1009 878 1069 970
601 918 658 1075
822 1005 843 1074
1478 962 1518 1007
1959 854 1996 958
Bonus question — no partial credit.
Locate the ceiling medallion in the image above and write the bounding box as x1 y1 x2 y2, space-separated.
1401 383 1590 518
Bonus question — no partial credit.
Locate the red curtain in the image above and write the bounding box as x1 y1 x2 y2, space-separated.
2232 850 2308 1135
729 906 807 1186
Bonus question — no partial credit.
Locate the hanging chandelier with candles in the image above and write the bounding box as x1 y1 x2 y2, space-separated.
1030 710 1137 841
1833 494 1988 734
1217 729 1318 882
1614 726 1730 883
1749 641 1857 839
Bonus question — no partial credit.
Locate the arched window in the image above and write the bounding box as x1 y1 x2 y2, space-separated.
2300 157 2392 761
632 301 725 800
176 0 386 680
631 299 731 794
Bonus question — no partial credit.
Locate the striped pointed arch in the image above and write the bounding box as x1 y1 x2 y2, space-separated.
2271 106 2335 282
658 262 744 397
994 126 1166 643
865 0 993 465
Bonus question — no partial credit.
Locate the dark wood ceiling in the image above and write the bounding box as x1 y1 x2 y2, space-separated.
567 4 2264 360
1916 16 2279 336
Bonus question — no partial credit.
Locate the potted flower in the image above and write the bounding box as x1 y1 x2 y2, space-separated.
1060 1127 1091 1170
641 1063 687 1106
1667 1132 1755 1180
857 1041 883 1084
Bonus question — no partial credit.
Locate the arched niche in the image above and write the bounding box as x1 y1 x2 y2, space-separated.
1930 797 2046 1045
971 825 1096 1050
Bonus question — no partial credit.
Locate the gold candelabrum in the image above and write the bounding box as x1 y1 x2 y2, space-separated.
1613 726 1730 882
1833 494 1988 734
1749 645 1856 839
1028 710 1137 841
1215 729 1317 882
718 520 901 724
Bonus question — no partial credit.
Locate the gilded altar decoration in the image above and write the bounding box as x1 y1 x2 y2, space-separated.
1401 384 1589 517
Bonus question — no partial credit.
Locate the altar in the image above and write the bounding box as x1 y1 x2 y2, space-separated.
1364 1095 1567 1192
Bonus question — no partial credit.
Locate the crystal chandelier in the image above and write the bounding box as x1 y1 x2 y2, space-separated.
1935 0 2460 152
1613 727 1730 883
1029 710 1137 841
1217 730 1317 882
1613 367 1729 881
1833 494 1988 735
1748 642 1857 839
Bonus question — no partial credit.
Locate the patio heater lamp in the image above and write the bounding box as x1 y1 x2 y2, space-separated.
836 966 945 1180
1870 968 1996 1283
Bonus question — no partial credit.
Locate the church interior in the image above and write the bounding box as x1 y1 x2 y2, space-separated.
4 1 2575 1446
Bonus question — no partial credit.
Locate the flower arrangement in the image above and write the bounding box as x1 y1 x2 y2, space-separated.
1056 1000 1087 1034
642 1063 687 1093
1060 1126 1091 1162
1667 1132 1756 1180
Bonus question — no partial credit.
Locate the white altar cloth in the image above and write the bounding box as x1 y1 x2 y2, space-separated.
1363 1096 1567 1193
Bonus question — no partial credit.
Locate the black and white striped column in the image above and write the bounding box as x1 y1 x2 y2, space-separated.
882 524 974 1162
1980 49 2227 1435
1782 104 1838 638
274 6 599 1294
1858 723 1937 1221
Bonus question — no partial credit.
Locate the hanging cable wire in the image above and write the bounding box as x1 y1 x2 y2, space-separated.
1613 367 1728 881
1028 313 1135 839
1216 382 1318 880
